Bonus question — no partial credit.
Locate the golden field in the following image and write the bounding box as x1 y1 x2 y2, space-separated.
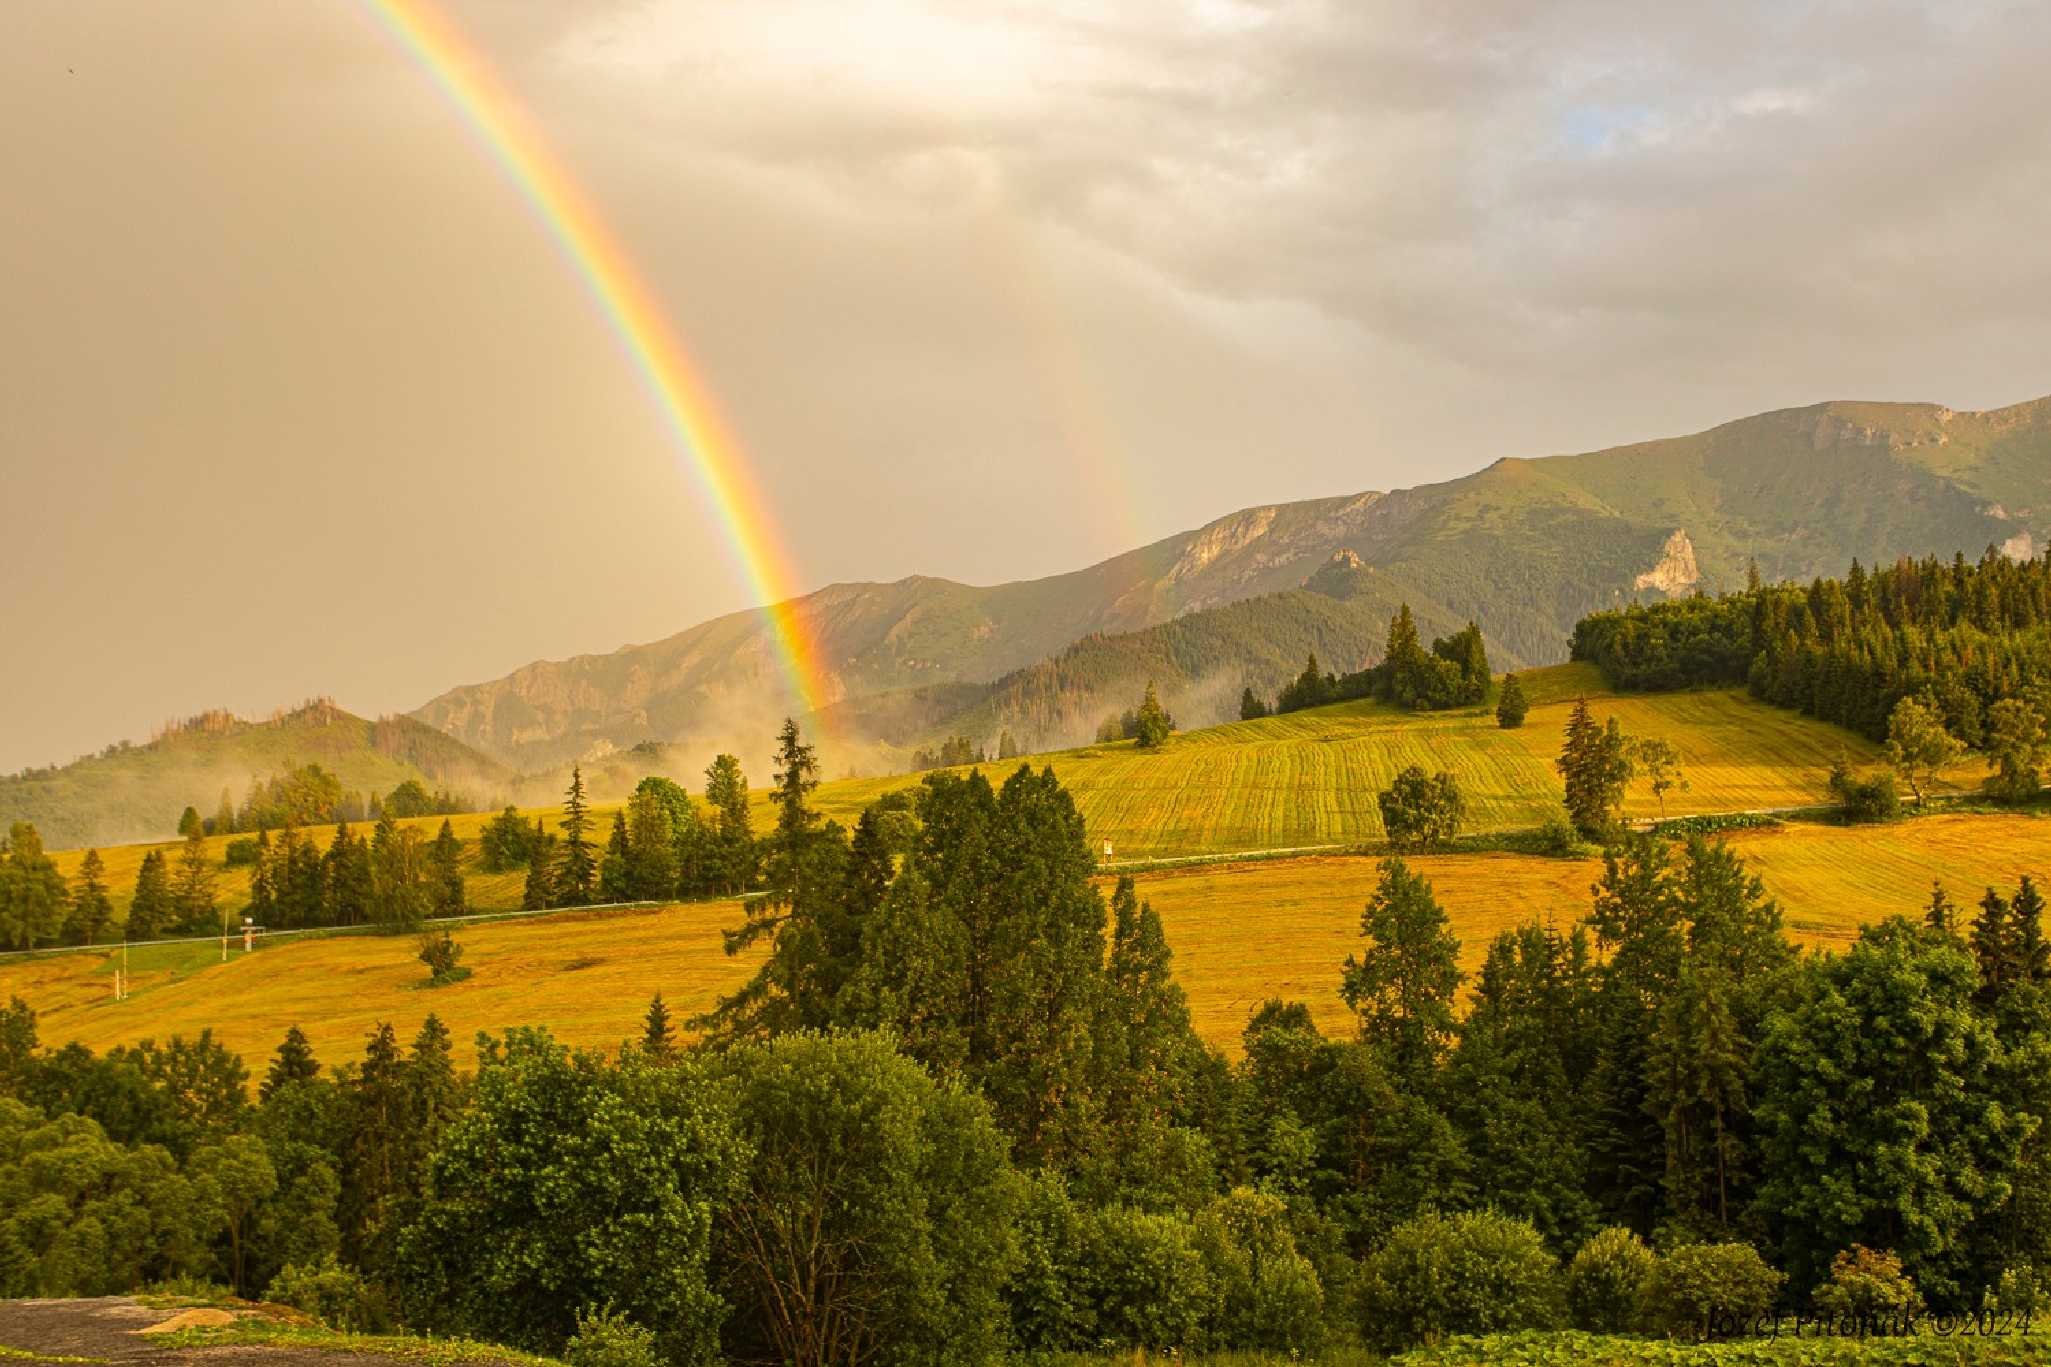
6 811 2043 1070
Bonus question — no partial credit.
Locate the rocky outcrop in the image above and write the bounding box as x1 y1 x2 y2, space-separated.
1634 530 1701 594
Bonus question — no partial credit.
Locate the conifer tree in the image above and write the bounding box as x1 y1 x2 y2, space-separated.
178 806 202 838
1925 880 1959 937
0 824 67 952
127 849 172 941
429 820 465 918
1341 858 1462 1086
704 754 757 894
1495 673 1529 729
172 825 219 934
1973 887 2014 1003
623 786 677 901
641 992 676 1059
1558 701 1633 841
1239 687 1270 721
555 766 597 906
260 1024 321 1101
522 819 556 911
600 809 631 903
998 729 1021 760
215 788 237 838
323 822 372 927
66 848 113 946
2012 876 2049 986
1133 682 1172 748
246 830 275 927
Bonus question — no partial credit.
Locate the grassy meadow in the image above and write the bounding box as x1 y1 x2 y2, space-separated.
7 809 2044 1072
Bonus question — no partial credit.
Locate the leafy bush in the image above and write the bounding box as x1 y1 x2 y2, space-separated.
267 1256 388 1332
1191 1188 1326 1353
1087 1205 1212 1350
224 838 261 867
564 1306 659 1367
1641 1241 1784 1335
1829 759 1902 823
1360 1210 1564 1352
1565 1226 1655 1333
1650 812 1780 838
1812 1245 1922 1326
1378 766 1464 852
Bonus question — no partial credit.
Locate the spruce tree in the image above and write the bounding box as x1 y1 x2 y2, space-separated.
624 787 677 901
172 825 219 934
429 820 465 918
704 754 757 893
126 850 171 941
600 809 631 903
642 992 676 1059
215 788 237 838
556 766 597 906
246 830 276 927
1133 682 1173 748
1973 887 2014 1002
260 1024 321 1101
523 819 556 911
1341 858 1463 1086
1925 880 1959 937
2012 876 2049 986
178 806 202 838
1558 701 1632 841
66 848 113 946
1495 673 1529 729
1240 687 1270 721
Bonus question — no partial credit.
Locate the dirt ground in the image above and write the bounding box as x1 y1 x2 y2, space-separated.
0 1299 502 1367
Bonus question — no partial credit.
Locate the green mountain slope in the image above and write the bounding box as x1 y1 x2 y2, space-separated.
0 701 512 851
413 394 2050 770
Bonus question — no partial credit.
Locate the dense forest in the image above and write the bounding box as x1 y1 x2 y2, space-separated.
1573 550 2051 745
4 719 2050 1361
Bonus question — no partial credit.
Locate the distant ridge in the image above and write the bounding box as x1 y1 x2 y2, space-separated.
410 393 2051 772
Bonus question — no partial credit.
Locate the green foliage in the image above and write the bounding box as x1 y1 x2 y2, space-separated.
1649 812 1781 838
1342 859 1462 1082
415 930 465 986
268 1254 388 1332
554 767 597 907
1557 702 1633 842
1886 696 1966 803
1359 1209 1564 1353
1984 697 2048 802
1496 673 1530 729
1812 1245 1924 1325
0 822 69 950
910 735 986 770
1827 758 1902 822
398 1028 743 1366
710 1031 1018 1366
478 807 536 873
1377 766 1464 852
1565 1227 1655 1333
1240 687 1271 721
1640 1241 1784 1335
1134 681 1174 748
564 1306 659 1367
1192 1187 1328 1353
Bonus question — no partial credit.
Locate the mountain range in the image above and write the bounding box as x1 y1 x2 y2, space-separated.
9 393 2046 848
412 395 2049 769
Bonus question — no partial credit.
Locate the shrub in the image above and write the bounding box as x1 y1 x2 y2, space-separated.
268 1256 388 1332
1641 1242 1784 1335
1006 1172 1098 1354
1191 1188 1326 1353
1812 1245 1922 1327
1829 759 1902 823
224 838 261 867
1988 1260 2051 1317
564 1306 659 1367
1378 767 1464 852
1535 810 1582 857
1087 1205 1212 1350
1566 1226 1655 1333
1360 1210 1564 1352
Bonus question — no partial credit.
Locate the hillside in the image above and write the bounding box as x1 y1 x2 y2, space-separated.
411 394 2051 771
0 701 512 851
7 812 2043 1068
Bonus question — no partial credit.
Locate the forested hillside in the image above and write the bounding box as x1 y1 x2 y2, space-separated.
0 702 510 850
411 396 2051 772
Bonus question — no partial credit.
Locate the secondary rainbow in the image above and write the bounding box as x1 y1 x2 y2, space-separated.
361 0 831 720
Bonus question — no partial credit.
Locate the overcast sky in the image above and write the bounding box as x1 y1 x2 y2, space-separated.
3 0 2049 772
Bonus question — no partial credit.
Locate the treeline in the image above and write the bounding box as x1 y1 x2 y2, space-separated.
181 766 475 840
480 754 765 910
9 718 2050 1359
1250 606 1491 717
1573 549 2051 745
909 732 1020 771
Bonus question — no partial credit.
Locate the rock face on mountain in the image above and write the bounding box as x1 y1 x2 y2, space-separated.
412 395 2051 769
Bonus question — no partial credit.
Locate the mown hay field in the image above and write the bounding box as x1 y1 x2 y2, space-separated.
42 663 1988 924
8 811 2043 1070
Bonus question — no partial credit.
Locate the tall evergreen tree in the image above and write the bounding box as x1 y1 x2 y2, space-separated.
599 809 631 903
522 819 556 912
1341 858 1463 1086
623 788 678 902
0 823 68 952
65 847 113 946
641 992 677 1059
1239 687 1271 721
172 825 219 934
1558 701 1633 841
323 822 372 927
1133 682 1173 748
1926 880 1960 937
127 849 172 941
555 766 597 906
704 754 757 894
429 820 465 918
260 1024 321 1101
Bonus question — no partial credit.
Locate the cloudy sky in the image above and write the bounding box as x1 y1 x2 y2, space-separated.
4 0 2049 772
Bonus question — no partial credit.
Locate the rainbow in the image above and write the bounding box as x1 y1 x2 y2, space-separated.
360 0 832 723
